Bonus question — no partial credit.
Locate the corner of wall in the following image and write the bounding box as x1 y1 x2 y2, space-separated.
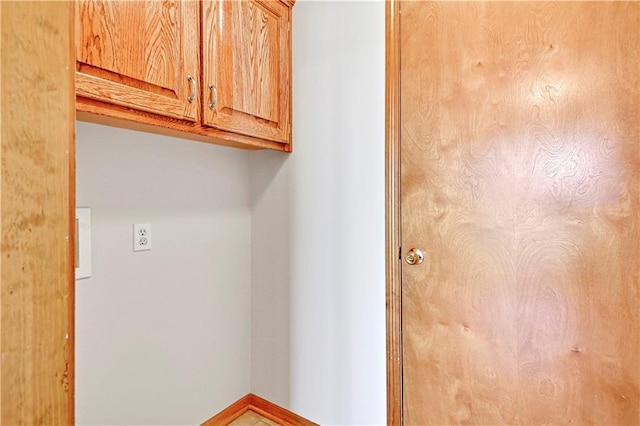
248 150 292 408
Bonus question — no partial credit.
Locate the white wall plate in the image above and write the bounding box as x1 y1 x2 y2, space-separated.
76 207 92 280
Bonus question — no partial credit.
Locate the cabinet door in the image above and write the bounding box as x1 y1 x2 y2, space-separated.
76 1 199 121
202 0 291 144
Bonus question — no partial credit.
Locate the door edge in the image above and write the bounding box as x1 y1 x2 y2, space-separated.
385 0 402 424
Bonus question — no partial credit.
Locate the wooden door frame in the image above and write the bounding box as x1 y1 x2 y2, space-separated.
385 0 402 424
0 2 75 424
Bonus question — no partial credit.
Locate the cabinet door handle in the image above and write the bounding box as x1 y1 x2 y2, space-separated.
187 75 196 103
208 84 217 110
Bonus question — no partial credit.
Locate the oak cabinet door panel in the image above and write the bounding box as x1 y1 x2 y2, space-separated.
76 1 200 121
203 0 291 144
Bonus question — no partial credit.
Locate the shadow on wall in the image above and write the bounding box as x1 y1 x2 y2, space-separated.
249 149 292 409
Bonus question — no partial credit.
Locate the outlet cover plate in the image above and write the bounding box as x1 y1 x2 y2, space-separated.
75 207 92 279
133 223 151 252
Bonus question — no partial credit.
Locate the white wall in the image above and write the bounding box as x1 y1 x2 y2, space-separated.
75 122 252 425
250 152 291 407
250 1 386 424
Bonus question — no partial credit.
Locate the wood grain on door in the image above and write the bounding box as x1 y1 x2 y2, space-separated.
202 0 291 144
400 2 639 424
76 0 200 121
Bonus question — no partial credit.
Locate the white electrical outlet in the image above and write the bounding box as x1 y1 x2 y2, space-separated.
133 223 151 252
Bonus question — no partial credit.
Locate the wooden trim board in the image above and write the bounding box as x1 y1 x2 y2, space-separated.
202 394 317 426
385 0 403 424
203 394 252 425
67 3 77 423
77 98 290 152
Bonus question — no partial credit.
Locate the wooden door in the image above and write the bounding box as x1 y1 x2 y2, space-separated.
76 0 199 121
400 2 639 424
202 0 291 144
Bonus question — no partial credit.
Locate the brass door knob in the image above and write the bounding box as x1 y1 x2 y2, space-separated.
405 248 424 265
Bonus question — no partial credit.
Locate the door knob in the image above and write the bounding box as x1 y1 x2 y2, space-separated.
405 248 424 265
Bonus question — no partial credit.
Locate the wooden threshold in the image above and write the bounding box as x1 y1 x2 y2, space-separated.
202 394 317 426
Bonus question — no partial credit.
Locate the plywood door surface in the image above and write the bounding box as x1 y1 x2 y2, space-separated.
400 2 639 424
76 0 199 121
202 0 291 144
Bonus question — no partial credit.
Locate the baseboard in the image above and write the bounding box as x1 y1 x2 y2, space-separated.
201 394 251 425
201 393 317 426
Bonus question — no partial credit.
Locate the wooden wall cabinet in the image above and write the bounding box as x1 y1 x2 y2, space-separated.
75 0 293 151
